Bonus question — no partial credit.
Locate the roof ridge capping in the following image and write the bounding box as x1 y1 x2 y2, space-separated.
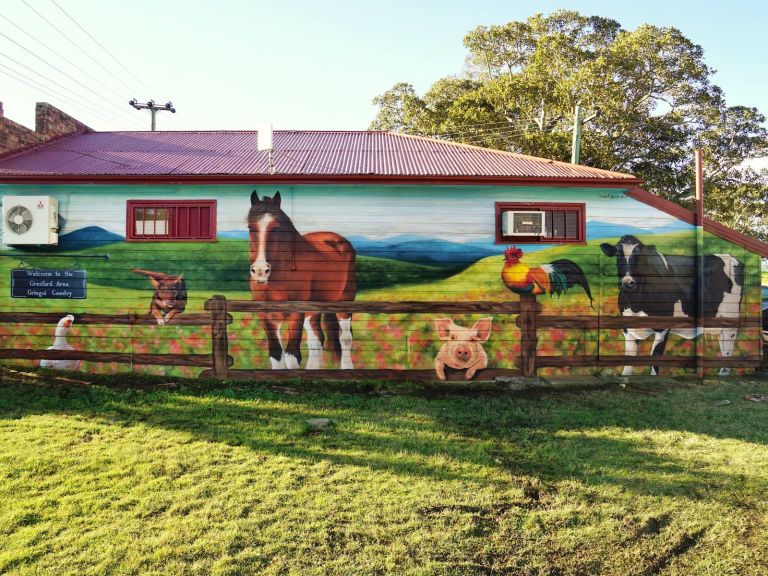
390 131 637 180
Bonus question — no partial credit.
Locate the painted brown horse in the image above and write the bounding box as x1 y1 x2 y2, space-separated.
248 190 356 369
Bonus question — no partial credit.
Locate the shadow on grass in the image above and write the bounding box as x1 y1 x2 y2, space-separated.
1 374 767 502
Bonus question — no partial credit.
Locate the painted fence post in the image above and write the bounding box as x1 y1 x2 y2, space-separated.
209 295 229 379
519 293 538 377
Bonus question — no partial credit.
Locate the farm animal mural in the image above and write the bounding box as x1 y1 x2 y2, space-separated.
132 269 188 325
600 235 744 376
0 184 761 379
500 247 594 306
39 314 80 370
247 191 357 370
434 317 493 380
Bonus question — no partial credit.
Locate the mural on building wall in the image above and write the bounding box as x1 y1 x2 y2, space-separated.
132 269 187 326
39 314 80 371
600 234 744 376
434 317 492 380
499 246 593 305
0 184 761 377
247 190 356 370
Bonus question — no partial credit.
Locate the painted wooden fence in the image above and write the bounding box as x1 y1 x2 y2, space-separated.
0 310 234 369
0 294 761 380
202 294 762 380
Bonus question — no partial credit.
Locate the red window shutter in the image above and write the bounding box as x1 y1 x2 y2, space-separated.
127 200 216 241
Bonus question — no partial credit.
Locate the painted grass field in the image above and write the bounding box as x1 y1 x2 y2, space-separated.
1 370 767 575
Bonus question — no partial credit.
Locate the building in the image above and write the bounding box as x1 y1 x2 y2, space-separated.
1 102 765 380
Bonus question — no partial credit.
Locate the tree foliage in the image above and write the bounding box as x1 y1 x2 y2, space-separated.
370 10 768 240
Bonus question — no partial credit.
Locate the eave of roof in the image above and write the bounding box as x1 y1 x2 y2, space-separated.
626 187 768 257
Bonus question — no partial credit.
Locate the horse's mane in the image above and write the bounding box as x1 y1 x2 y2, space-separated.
247 191 297 234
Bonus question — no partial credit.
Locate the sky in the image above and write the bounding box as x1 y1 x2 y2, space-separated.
1 0 767 139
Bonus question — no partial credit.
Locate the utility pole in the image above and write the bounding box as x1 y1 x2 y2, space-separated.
570 104 582 164
695 149 705 379
129 99 176 131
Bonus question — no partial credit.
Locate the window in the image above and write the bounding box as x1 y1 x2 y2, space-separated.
495 202 585 244
127 200 216 241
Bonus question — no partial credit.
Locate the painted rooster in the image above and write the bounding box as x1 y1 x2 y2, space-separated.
501 247 594 307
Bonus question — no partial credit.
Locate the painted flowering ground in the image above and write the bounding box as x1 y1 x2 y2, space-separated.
0 233 762 378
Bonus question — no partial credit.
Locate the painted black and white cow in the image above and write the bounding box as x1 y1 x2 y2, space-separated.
600 235 744 376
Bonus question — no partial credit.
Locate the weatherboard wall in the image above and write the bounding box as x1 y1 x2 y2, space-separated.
0 183 762 377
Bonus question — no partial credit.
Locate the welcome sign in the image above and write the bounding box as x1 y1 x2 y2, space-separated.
11 269 87 299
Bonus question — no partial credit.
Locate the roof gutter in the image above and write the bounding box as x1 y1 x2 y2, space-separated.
0 173 644 187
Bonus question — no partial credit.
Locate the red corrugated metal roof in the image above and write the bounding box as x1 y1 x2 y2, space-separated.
0 130 638 181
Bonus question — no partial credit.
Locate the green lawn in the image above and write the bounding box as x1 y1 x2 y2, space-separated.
1 370 767 575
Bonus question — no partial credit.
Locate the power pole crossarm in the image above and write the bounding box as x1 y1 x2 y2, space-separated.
129 99 176 131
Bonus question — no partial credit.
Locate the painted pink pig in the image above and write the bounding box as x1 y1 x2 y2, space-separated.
434 317 493 380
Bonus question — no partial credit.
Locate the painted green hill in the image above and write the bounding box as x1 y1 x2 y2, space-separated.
0 240 463 294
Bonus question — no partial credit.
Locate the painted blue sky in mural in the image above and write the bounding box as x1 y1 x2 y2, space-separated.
0 185 689 252
0 184 695 269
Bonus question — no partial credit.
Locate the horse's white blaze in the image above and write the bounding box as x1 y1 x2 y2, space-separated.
339 317 353 370
304 317 323 370
250 213 275 283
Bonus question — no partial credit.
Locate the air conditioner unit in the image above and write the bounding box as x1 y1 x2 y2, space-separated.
501 211 545 236
2 196 59 245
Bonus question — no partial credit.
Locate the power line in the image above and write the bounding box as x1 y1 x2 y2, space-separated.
43 0 197 131
0 29 143 127
1 8 195 132
413 127 530 139
0 66 125 126
20 0 138 99
431 119 529 131
396 115 578 139
418 127 550 140
0 51 136 127
418 120 578 140
401 118 550 135
47 0 158 97
0 13 131 105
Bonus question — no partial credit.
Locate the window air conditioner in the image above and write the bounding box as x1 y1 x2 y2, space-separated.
501 211 545 236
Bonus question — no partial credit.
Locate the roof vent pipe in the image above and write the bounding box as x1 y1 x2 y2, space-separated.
258 124 273 152
258 124 275 175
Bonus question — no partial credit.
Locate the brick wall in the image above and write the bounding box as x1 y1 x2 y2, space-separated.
0 102 92 156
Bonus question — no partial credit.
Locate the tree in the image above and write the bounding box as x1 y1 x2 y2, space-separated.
370 10 768 240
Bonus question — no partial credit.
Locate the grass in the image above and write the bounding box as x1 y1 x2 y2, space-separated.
2 370 768 575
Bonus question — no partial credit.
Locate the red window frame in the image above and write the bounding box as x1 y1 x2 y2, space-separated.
495 202 586 244
126 199 217 242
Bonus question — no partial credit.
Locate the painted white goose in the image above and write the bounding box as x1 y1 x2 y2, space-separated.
40 314 81 370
